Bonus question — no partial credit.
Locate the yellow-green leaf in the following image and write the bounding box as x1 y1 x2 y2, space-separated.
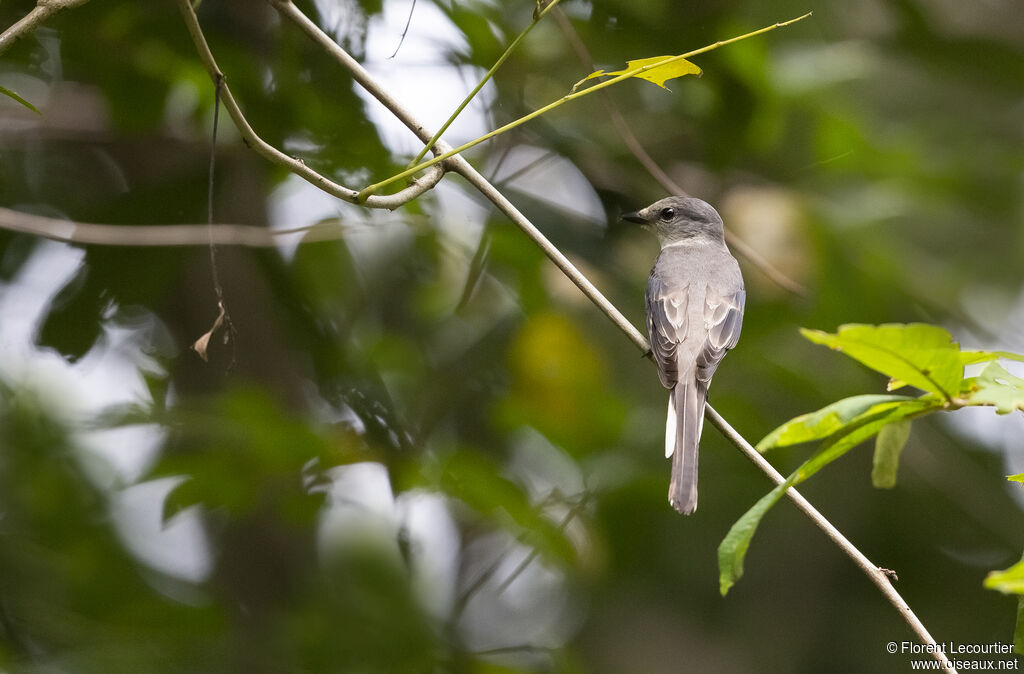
573 56 702 92
1008 473 1024 484
986 559 1024 595
801 323 964 400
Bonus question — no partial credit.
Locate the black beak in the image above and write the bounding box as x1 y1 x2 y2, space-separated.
621 211 647 224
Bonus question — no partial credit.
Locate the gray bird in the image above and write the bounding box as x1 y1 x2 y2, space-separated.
622 197 745 514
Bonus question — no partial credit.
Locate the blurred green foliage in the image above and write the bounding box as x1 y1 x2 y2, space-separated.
1 0 1023 672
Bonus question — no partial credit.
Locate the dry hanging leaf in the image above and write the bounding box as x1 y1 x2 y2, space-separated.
192 300 227 362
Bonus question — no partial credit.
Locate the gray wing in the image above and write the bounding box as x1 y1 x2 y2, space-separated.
695 286 745 385
645 274 689 389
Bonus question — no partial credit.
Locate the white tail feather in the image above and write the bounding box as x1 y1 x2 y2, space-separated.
665 393 676 458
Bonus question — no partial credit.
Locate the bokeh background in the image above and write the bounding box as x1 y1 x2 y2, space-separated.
2 0 1023 671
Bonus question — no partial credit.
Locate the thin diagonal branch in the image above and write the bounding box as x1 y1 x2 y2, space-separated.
0 0 91 57
266 0 451 152
175 0 443 210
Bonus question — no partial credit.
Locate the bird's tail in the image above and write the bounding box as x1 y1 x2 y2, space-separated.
666 378 707 515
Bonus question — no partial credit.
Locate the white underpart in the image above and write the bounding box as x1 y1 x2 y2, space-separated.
665 393 676 458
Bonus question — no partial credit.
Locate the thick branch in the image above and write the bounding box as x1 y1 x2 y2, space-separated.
0 0 91 57
174 0 442 210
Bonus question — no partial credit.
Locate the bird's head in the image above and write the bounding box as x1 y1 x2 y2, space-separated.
622 196 725 247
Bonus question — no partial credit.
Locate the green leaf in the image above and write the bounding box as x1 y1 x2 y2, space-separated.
967 362 1024 414
801 323 963 399
985 559 1024 595
0 85 41 114
757 394 915 451
572 55 702 92
871 419 912 488
1008 473 1024 484
718 477 794 595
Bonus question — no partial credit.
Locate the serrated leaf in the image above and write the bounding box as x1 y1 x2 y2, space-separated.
573 55 701 92
872 419 912 489
967 362 1024 414
0 85 41 114
801 323 963 399
757 394 915 451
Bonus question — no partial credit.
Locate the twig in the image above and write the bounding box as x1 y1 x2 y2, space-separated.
408 0 567 167
551 8 809 298
358 13 812 200
495 494 590 594
387 0 416 59
195 74 236 366
452 492 589 621
174 0 443 210
266 0 452 153
0 0 91 57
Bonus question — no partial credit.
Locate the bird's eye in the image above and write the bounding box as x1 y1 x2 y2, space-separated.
659 207 675 220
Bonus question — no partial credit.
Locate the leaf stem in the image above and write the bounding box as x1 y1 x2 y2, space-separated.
408 0 567 167
358 11 812 201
